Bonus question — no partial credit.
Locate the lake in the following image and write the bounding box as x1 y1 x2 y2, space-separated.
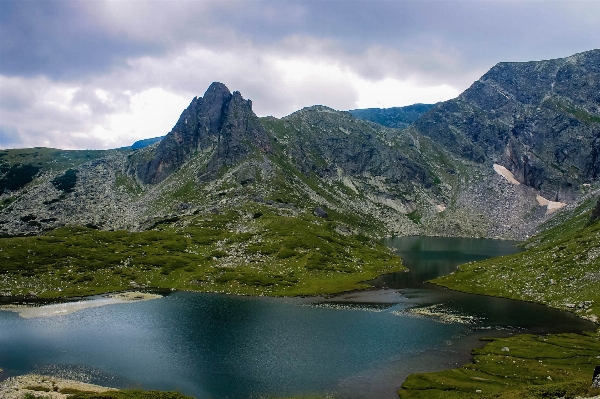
0 237 595 398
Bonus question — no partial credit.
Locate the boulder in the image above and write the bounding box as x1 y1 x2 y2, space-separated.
314 207 328 218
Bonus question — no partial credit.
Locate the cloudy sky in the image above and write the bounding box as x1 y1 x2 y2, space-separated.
1 0 599 150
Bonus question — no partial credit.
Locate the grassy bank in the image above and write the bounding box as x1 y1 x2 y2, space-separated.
0 209 404 299
431 198 600 322
399 330 600 398
399 198 600 398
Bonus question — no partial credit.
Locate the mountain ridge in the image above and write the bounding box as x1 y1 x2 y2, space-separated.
0 50 598 242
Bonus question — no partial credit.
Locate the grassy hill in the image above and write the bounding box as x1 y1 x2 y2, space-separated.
0 208 404 299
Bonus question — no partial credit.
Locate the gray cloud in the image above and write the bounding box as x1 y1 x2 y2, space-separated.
4 1 599 85
0 125 21 148
1 0 599 149
0 0 160 79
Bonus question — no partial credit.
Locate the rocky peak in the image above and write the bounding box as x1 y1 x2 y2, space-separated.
136 82 270 184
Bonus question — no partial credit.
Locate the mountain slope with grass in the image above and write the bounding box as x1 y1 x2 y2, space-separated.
432 195 600 323
398 197 600 399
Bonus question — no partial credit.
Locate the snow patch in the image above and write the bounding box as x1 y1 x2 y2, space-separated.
493 164 520 185
536 195 566 214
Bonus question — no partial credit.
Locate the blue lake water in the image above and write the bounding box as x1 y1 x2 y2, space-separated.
0 237 595 398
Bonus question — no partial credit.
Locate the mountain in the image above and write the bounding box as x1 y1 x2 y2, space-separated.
130 136 165 150
134 82 271 184
0 50 599 244
348 104 435 129
412 49 600 203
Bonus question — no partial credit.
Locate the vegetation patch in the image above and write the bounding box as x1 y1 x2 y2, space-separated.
52 169 79 193
0 210 405 298
399 330 600 399
0 162 40 192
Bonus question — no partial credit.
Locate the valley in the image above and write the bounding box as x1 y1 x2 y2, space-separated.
0 49 599 399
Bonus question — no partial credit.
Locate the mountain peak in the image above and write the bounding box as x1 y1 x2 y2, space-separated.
135 83 270 184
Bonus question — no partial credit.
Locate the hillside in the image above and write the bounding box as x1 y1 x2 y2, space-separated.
412 49 600 203
433 196 600 322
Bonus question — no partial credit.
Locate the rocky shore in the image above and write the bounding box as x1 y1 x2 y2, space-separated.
0 374 115 399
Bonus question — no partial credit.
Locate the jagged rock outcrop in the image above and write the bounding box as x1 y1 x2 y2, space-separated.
136 82 271 184
413 49 600 202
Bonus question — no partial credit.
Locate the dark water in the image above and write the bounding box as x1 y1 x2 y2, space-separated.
0 237 595 399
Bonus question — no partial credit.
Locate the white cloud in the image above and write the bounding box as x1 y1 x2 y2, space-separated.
353 78 460 109
0 39 471 149
95 88 189 147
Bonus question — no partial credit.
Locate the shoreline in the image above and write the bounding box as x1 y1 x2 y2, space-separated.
0 373 116 399
0 291 162 318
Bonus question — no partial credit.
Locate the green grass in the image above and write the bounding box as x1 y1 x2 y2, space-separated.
431 198 600 321
399 330 600 398
0 209 405 298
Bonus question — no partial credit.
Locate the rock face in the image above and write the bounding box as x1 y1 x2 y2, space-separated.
136 82 271 184
413 49 600 202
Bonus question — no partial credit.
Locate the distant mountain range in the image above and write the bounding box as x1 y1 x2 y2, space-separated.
348 104 435 129
1 49 599 241
130 136 165 150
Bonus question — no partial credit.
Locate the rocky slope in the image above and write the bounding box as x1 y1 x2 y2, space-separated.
0 50 599 241
412 49 600 203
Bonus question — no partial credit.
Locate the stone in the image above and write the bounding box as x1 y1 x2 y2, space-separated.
135 82 271 184
501 346 510 352
314 207 328 218
592 366 600 388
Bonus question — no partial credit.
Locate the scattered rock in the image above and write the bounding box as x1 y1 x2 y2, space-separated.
501 347 510 352
592 366 600 388
314 207 328 218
